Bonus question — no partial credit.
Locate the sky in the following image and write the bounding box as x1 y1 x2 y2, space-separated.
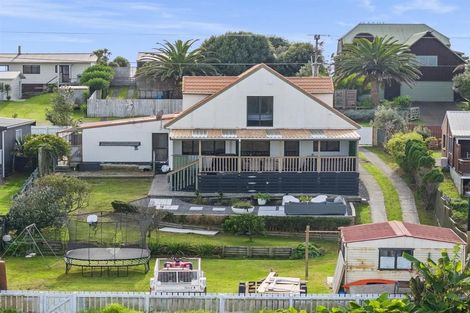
0 0 469 66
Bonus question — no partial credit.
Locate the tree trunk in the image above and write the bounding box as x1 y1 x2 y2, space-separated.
370 79 380 106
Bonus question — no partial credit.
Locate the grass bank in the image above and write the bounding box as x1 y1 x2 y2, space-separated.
0 173 28 214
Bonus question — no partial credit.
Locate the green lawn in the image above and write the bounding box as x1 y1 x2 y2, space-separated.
439 173 463 200
84 178 153 213
0 93 99 125
4 254 335 293
118 87 129 99
364 147 399 170
360 152 403 221
0 173 28 214
354 202 372 224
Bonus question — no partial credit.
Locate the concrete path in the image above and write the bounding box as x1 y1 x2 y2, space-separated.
359 148 420 224
358 162 387 222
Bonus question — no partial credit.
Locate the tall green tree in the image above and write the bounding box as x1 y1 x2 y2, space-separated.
92 48 112 64
335 37 421 106
137 39 217 95
201 32 275 75
276 42 327 76
109 56 130 67
45 88 75 126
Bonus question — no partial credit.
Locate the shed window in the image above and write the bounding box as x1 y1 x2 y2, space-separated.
0 65 9 72
15 129 23 142
379 249 413 270
23 65 40 74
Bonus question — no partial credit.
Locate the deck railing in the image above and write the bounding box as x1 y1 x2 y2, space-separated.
167 160 199 191
457 159 470 174
198 156 357 173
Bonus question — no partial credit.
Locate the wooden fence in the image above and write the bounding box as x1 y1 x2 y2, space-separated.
434 192 468 241
0 291 404 313
222 246 293 258
334 90 357 110
87 91 182 117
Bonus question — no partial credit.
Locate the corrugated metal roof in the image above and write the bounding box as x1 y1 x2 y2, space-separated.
182 76 334 95
170 129 360 140
0 53 97 64
0 117 35 129
340 23 450 46
445 111 470 137
341 221 465 244
0 71 23 80
63 114 178 131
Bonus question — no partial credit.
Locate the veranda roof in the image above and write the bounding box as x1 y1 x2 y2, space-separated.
169 129 360 140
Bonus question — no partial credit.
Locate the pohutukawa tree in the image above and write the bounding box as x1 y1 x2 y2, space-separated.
334 36 421 106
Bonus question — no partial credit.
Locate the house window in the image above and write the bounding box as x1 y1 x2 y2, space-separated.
23 65 40 74
182 140 199 155
313 141 340 152
379 249 413 270
241 141 270 156
416 55 438 67
247 96 273 127
15 129 23 142
284 141 299 156
0 65 9 72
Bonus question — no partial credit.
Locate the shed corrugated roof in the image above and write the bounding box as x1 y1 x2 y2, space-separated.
169 129 360 140
339 23 450 46
340 221 465 244
0 117 35 129
445 111 470 137
182 76 334 95
0 53 97 64
63 114 178 131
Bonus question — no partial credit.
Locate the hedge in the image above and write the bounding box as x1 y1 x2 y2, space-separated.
148 242 222 257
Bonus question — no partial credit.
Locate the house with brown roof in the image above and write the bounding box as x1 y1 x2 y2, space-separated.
331 221 466 294
166 64 361 195
442 111 470 194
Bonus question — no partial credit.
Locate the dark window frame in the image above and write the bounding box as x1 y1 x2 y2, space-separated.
241 140 270 156
313 140 341 152
284 140 300 156
23 65 40 74
247 96 273 127
378 248 414 270
181 140 226 155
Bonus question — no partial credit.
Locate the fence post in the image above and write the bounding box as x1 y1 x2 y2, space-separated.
39 293 46 313
70 293 78 313
144 293 150 313
218 294 225 313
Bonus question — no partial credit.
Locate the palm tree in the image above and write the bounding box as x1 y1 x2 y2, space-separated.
335 36 421 106
92 48 111 64
137 39 217 91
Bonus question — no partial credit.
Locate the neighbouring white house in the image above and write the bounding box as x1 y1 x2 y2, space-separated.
0 46 97 97
59 115 176 171
442 111 470 194
166 63 361 195
331 221 466 294
0 71 24 100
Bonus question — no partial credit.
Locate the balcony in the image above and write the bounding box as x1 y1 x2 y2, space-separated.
457 159 470 174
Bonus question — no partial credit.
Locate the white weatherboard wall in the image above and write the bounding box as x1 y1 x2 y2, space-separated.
401 81 454 102
82 120 168 163
7 63 92 84
343 237 464 284
182 94 207 110
171 68 356 130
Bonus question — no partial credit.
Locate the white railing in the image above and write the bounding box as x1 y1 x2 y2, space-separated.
167 160 199 191
0 290 405 313
198 156 357 173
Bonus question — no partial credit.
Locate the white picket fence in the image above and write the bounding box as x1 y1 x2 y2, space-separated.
0 291 403 313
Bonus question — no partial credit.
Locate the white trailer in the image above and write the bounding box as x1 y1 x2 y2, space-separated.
150 258 206 293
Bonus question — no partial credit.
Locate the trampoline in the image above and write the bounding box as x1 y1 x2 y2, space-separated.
65 212 152 276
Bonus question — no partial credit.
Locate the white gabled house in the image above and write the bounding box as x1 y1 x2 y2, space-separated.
165 64 361 194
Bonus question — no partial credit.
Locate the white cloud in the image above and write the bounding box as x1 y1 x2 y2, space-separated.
357 0 375 12
393 0 457 14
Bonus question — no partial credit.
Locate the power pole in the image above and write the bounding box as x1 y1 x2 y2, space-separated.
313 34 321 77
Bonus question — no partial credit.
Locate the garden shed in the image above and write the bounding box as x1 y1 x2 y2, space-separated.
331 221 466 294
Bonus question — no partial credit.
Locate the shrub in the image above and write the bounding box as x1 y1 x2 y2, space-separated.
0 309 23 313
385 132 423 166
147 242 222 257
80 70 114 84
223 214 265 240
357 97 374 109
85 78 110 95
298 195 312 202
392 95 412 109
290 242 325 259
254 193 271 200
231 200 253 209
82 64 114 75
343 109 375 122
372 106 406 139
111 200 138 213
413 125 432 139
23 134 70 159
45 88 75 126
81 304 141 313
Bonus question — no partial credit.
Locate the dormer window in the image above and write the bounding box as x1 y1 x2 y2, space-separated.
247 96 273 127
354 33 374 42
